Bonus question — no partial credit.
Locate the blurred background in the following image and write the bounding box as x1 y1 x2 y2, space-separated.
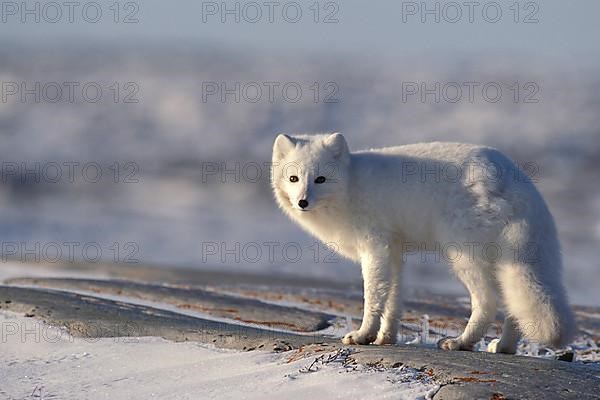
1 0 599 304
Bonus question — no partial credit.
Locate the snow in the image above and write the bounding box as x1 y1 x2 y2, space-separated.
0 262 110 283
0 311 438 400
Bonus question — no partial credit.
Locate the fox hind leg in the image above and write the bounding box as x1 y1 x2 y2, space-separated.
439 261 497 351
488 316 520 354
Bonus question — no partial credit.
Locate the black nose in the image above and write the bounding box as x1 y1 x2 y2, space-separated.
298 199 309 209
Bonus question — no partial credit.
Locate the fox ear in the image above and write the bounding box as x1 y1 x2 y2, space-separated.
323 132 349 159
273 133 296 160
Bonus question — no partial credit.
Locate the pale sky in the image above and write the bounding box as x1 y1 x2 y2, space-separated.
2 0 600 64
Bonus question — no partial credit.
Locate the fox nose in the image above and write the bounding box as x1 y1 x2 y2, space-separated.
298 199 309 209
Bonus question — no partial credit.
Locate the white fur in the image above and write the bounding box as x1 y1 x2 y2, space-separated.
271 133 575 352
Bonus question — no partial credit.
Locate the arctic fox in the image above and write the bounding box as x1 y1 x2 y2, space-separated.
271 133 575 353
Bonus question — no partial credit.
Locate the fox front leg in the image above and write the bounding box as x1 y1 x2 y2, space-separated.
343 244 392 345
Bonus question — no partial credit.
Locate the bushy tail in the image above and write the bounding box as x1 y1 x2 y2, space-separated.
496 261 575 347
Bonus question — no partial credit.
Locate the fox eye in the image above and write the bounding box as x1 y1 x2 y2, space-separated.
289 175 299 183
314 176 326 184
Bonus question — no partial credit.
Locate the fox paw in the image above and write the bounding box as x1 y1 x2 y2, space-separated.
342 330 376 345
487 338 501 353
487 338 517 354
373 332 397 345
437 337 473 351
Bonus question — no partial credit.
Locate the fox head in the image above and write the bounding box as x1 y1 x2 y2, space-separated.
271 133 350 214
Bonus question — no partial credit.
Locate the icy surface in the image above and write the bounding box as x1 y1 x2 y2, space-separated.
0 311 437 400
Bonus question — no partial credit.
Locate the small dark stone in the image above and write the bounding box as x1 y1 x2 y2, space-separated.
556 351 575 362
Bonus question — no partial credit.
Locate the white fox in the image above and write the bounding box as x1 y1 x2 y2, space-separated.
271 133 575 353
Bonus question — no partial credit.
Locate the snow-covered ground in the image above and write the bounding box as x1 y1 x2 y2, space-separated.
0 311 437 400
1 261 598 399
1 261 598 364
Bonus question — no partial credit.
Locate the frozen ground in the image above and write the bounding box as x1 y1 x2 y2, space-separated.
1 261 599 363
1 262 599 399
0 311 437 400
